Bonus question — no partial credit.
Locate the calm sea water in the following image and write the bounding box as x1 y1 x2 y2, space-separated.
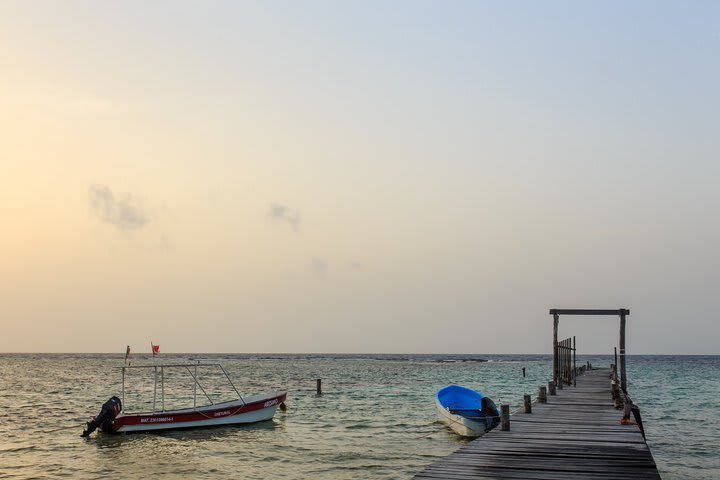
0 354 717 479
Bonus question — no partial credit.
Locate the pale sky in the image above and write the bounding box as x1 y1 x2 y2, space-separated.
1 1 718 354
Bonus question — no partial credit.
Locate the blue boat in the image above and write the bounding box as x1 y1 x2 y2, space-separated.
435 385 500 437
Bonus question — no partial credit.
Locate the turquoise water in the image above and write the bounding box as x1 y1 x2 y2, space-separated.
0 354 717 479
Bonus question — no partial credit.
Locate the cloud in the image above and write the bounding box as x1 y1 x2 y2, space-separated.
269 203 300 231
89 185 149 231
310 257 328 277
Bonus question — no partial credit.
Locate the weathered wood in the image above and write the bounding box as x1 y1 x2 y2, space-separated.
614 346 618 376
524 394 532 413
548 381 556 396
619 312 627 393
316 378 322 395
573 336 577 387
413 368 659 480
522 367 526 378
539 386 547 403
500 404 510 431
553 313 559 383
549 309 630 316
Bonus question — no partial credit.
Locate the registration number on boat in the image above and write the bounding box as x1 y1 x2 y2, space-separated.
140 416 174 423
263 399 278 408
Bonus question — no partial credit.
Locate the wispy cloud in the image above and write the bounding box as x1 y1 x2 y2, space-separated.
89 184 149 231
269 203 300 231
310 257 328 277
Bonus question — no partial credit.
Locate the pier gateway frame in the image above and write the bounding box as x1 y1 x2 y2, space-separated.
549 308 630 393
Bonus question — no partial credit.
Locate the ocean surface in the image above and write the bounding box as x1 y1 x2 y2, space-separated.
0 354 717 479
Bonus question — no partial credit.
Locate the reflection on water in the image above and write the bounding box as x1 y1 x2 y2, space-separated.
0 354 718 479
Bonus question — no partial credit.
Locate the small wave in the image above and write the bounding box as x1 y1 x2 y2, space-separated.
0 444 36 453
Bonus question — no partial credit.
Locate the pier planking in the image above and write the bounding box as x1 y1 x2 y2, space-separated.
413 368 659 480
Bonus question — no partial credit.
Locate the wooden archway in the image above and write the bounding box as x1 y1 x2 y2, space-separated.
549 308 630 392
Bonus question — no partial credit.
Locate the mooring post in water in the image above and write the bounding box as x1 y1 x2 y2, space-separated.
500 404 510 431
522 367 526 378
524 394 532 413
539 386 547 403
548 380 556 396
316 378 322 395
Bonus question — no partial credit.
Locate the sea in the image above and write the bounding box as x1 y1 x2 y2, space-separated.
0 354 717 479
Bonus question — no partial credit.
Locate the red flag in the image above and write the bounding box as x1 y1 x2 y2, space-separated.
152 344 160 355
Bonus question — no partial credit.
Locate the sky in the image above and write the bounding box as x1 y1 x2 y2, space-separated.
1 1 718 354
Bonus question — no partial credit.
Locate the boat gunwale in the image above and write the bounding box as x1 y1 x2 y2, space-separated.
120 390 286 417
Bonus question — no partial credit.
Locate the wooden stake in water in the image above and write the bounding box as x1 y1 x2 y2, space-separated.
316 378 322 395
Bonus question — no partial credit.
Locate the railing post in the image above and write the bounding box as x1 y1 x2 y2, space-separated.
548 380 556 396
538 386 547 403
524 394 532 413
573 336 576 387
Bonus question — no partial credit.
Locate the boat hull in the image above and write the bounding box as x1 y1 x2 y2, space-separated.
435 398 488 437
110 391 286 433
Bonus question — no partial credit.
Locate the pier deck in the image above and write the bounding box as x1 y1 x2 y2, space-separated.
413 368 660 480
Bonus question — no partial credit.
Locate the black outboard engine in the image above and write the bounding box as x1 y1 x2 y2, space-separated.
481 396 500 431
81 396 122 437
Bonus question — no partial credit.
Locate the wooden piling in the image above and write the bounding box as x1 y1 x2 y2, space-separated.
500 404 510 431
523 394 532 413
619 310 627 393
538 386 547 403
573 335 577 386
548 381 556 396
316 378 322 395
552 313 559 384
522 367 526 378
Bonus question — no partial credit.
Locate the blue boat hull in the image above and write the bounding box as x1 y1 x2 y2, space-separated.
435 385 498 437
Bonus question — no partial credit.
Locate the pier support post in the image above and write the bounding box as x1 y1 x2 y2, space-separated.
558 377 563 390
500 404 510 431
316 378 322 395
573 336 577 387
539 386 547 403
619 310 627 393
524 394 532 413
552 313 559 384
548 381 556 396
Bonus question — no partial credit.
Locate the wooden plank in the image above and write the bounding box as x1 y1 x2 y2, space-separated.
549 308 630 315
412 368 659 480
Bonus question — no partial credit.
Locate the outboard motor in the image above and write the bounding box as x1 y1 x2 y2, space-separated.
81 396 122 437
481 396 500 431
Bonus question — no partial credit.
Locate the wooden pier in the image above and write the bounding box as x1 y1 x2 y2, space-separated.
414 368 659 479
414 308 660 480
